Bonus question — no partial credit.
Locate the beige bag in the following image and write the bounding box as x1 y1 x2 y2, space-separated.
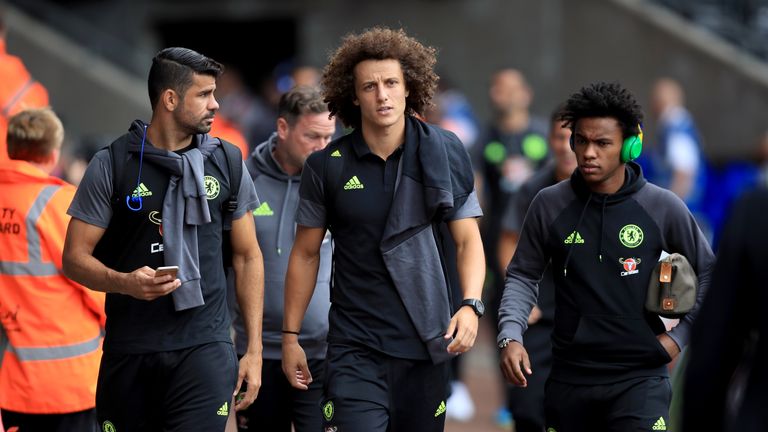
645 253 698 318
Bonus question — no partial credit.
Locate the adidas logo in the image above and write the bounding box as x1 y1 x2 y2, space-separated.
253 202 274 216
331 149 342 157
651 417 666 430
131 182 153 198
564 231 584 244
434 400 446 417
216 402 229 416
343 176 364 190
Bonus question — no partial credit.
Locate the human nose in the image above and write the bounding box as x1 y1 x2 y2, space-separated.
375 83 388 101
209 95 220 112
582 142 597 159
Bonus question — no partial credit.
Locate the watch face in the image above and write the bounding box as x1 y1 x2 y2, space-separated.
476 300 485 316
463 299 484 317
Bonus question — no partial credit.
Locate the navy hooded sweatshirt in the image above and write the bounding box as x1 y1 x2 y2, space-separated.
498 162 715 384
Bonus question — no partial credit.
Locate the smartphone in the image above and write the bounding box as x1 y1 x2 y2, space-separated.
155 265 179 279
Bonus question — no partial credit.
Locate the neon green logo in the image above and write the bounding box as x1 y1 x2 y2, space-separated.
131 182 153 198
323 400 335 421
331 149 342 157
434 400 446 417
547 428 557 432
216 402 229 416
483 141 506 164
522 134 548 161
102 421 116 432
204 175 220 200
343 176 364 190
652 416 667 430
619 224 644 248
564 231 585 244
253 202 274 216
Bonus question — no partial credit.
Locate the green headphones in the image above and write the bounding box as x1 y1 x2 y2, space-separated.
570 123 643 163
621 125 643 162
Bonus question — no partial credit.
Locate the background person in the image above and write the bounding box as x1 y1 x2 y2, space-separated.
0 12 49 161
496 105 576 432
683 185 768 432
0 107 104 432
233 85 335 431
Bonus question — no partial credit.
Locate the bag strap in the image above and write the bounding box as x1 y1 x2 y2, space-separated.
659 260 676 312
220 138 242 231
107 136 130 209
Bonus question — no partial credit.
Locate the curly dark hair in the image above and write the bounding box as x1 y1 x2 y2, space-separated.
559 81 643 139
321 27 439 128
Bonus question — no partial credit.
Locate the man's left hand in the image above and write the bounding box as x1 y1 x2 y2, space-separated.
233 351 262 411
657 333 681 360
445 306 479 354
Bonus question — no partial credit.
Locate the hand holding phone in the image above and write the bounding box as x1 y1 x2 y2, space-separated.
155 265 179 279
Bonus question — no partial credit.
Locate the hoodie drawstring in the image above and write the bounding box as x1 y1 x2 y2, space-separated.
598 196 608 263
563 193 592 277
275 178 293 255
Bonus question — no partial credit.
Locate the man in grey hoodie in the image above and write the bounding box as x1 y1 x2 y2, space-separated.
233 86 336 432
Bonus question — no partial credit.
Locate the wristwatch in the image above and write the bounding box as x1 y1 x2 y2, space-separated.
498 338 514 349
460 298 485 318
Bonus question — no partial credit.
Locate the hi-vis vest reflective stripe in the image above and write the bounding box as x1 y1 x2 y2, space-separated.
0 171 103 414
1 78 36 118
0 185 59 276
5 334 102 362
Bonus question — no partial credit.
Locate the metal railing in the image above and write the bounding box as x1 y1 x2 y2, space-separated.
6 0 148 77
652 0 768 61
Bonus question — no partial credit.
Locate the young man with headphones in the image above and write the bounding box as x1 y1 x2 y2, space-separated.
497 82 715 431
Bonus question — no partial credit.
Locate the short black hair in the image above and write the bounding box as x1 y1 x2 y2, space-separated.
559 82 643 139
147 47 223 109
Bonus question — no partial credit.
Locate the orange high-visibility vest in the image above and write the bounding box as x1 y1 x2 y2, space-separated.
0 160 105 414
0 40 50 161
210 115 249 159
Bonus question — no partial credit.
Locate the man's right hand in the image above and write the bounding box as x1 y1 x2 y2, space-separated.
500 340 532 387
120 266 180 300
281 338 312 390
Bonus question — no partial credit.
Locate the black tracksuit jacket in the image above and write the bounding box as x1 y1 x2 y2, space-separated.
498 162 715 384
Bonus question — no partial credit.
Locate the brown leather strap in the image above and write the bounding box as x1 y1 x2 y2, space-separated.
659 261 676 311
659 261 672 283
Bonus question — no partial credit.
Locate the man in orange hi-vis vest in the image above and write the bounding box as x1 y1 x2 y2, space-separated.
0 14 50 161
210 114 250 160
0 108 105 432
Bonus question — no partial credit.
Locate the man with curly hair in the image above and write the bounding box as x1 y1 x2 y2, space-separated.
281 27 485 431
497 81 714 431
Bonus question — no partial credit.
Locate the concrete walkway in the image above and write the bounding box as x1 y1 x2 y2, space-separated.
445 319 514 432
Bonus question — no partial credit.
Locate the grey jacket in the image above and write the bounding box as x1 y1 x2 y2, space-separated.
379 117 481 364
233 133 332 359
